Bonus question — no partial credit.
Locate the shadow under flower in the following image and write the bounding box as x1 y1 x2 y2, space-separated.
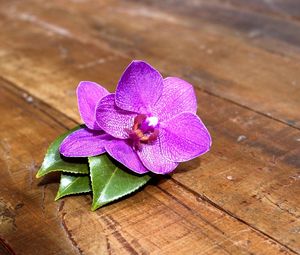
172 157 202 174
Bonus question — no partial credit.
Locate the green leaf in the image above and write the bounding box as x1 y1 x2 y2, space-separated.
55 174 91 200
36 125 89 178
89 154 151 210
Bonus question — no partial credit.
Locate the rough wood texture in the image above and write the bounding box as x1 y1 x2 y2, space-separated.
0 0 299 254
1 0 300 127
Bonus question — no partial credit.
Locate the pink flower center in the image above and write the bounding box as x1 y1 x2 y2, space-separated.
126 114 159 150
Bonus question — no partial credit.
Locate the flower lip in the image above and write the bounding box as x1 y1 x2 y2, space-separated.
126 114 160 150
139 116 159 133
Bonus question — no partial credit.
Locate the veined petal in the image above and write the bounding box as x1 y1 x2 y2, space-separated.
137 141 179 174
60 128 111 157
105 139 149 174
153 77 197 121
160 112 211 162
96 94 136 139
77 81 109 130
115 60 163 113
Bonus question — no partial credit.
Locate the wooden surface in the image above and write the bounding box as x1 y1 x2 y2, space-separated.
0 0 299 254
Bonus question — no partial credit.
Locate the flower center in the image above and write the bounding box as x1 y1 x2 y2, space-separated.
126 114 159 150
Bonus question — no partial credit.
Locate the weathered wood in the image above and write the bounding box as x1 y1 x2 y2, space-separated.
1 0 299 128
1 80 295 254
0 2 300 251
0 0 300 254
0 81 79 255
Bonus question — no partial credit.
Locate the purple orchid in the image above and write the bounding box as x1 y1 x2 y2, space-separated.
60 60 211 174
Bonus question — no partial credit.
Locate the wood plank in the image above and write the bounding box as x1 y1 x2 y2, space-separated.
0 2 299 253
127 0 300 55
1 79 294 255
191 0 300 22
0 11 127 122
0 80 79 255
1 0 300 128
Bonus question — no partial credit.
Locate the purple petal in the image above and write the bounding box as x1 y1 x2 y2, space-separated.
105 139 149 174
96 94 136 139
153 77 197 121
137 141 179 174
60 128 111 157
77 81 109 130
160 113 211 162
115 60 163 113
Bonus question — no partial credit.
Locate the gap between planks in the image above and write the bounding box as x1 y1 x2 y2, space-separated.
168 179 299 255
1 77 299 255
192 85 300 131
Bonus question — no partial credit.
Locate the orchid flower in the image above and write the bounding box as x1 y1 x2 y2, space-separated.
60 61 211 174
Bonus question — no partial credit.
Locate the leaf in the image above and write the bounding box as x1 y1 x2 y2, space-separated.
36 125 89 178
89 154 151 210
55 174 91 200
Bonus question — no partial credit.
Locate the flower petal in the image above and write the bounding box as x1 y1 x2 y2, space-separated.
60 128 111 157
105 139 149 174
115 60 163 113
96 94 137 139
153 77 197 121
77 81 109 130
137 141 179 174
160 112 211 162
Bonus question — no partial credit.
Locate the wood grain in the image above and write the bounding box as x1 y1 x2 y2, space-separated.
1 0 299 128
1 79 296 254
0 81 79 255
0 0 300 254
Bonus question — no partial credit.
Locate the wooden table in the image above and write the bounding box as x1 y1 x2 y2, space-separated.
0 0 299 254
